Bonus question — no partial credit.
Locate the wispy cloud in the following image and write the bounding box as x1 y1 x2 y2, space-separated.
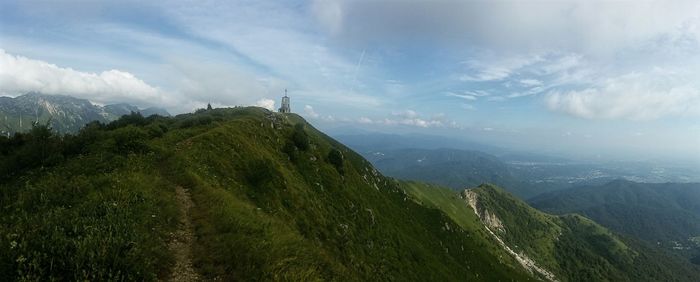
459 55 541 82
351 109 458 128
519 79 542 87
445 92 476 101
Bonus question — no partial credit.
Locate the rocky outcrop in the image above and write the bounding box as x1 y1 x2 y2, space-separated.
462 189 558 282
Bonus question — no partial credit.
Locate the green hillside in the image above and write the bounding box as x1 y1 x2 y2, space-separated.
0 107 534 281
530 180 700 263
403 182 700 281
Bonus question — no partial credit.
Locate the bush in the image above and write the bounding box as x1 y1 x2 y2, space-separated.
282 140 299 162
146 122 169 138
106 112 147 130
0 123 64 181
244 159 276 187
111 126 150 154
178 115 213 129
291 124 309 151
327 148 344 174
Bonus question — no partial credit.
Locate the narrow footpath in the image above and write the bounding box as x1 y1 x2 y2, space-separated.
168 186 201 282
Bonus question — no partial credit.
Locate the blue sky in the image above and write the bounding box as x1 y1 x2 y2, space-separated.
1 0 699 162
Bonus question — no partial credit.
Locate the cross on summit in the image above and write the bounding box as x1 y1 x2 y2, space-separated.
278 89 291 113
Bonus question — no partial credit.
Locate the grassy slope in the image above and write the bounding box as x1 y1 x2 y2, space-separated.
0 107 533 281
402 182 700 281
161 108 532 281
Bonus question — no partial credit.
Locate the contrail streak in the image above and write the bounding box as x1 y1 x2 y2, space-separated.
351 49 366 91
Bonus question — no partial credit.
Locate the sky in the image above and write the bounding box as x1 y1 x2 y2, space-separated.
0 0 699 162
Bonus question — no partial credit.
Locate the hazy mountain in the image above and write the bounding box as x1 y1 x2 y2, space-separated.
355 146 620 199
338 132 700 199
1 107 697 280
363 148 542 198
0 92 169 135
334 132 501 154
530 179 700 264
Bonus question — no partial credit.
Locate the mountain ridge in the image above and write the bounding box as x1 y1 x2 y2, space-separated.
0 92 169 135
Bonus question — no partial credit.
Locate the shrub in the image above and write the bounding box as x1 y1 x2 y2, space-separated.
111 126 150 154
244 159 276 187
291 123 309 151
282 140 299 162
106 112 147 130
327 148 344 174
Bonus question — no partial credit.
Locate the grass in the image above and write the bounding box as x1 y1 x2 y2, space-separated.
0 107 534 281
3 107 696 281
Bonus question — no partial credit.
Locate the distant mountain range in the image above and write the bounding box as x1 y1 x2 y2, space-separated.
361 148 536 197
348 146 623 199
0 92 169 135
337 133 700 199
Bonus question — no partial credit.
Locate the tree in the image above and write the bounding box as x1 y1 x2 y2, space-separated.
207 103 213 110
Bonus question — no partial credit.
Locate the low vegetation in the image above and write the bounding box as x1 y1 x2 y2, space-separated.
1 108 531 280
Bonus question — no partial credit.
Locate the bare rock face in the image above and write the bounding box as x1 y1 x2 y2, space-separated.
462 189 558 282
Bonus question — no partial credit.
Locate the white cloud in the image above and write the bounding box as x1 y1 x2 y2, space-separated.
304 104 320 118
0 49 164 106
303 104 336 122
358 109 456 128
256 99 276 111
393 109 419 119
545 70 700 120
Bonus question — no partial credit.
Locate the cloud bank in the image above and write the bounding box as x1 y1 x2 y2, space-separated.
0 49 164 106
545 71 700 120
313 0 700 54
